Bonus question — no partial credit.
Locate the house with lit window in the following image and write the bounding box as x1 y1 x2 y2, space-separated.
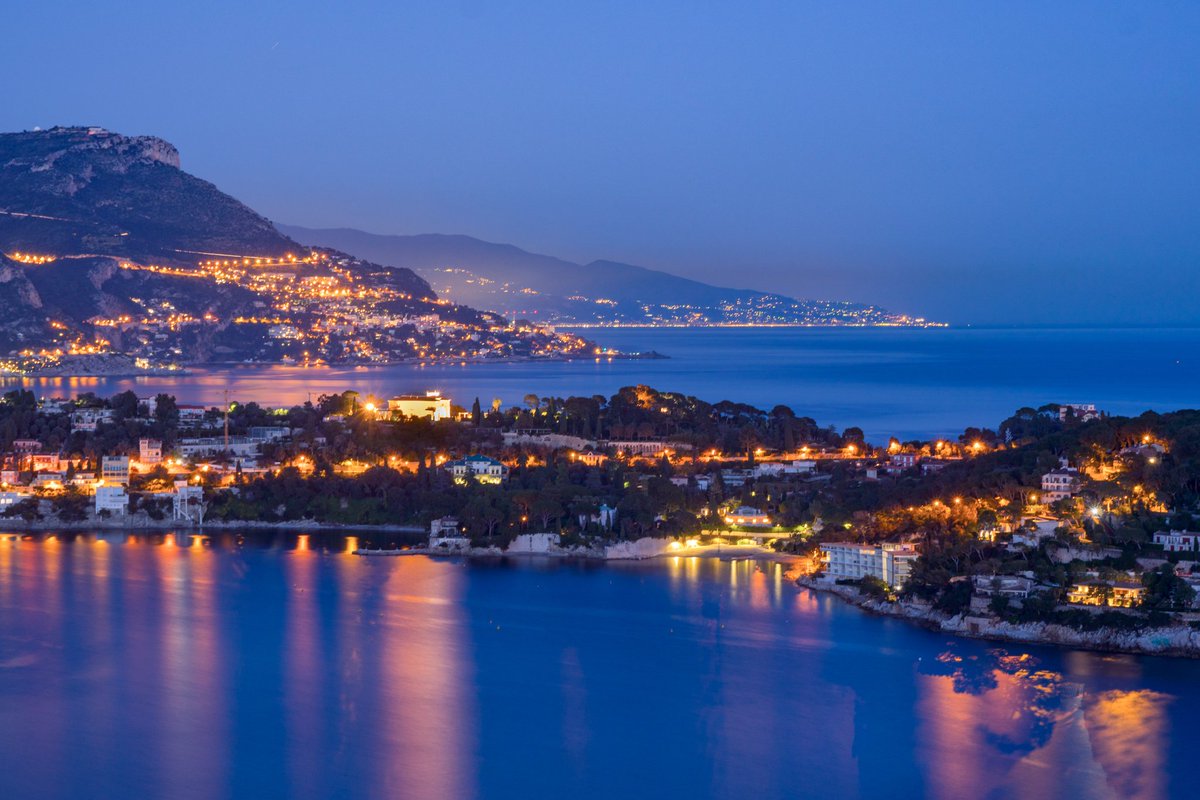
139 438 163 466
1040 460 1081 503
387 391 452 421
724 506 772 527
446 455 508 485
1066 580 1144 608
101 456 130 485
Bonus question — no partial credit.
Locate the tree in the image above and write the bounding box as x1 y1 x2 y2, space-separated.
934 580 973 615
860 575 890 601
51 491 89 522
471 397 482 426
462 492 504 539
1143 564 1196 610
1 497 42 523
533 494 563 531
110 390 140 422
154 394 180 433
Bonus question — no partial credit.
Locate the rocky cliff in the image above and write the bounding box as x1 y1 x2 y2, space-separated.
0 126 299 263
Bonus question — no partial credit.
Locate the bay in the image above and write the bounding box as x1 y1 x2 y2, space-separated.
0 534 1195 800
6 327 1200 441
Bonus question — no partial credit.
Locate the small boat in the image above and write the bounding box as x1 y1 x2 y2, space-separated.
352 549 406 557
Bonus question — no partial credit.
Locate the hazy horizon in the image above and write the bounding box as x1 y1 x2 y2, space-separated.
4 1 1198 326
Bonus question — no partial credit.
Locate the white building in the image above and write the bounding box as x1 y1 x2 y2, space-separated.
95 485 128 515
1154 531 1200 553
71 408 114 432
177 405 208 424
139 438 163 466
507 533 561 554
1041 460 1081 503
754 460 816 478
388 391 452 421
0 491 24 510
971 575 1034 598
820 542 920 589
1059 404 1101 423
101 456 130 485
606 440 690 456
429 516 470 550
248 426 289 443
502 432 592 450
178 437 262 457
720 468 754 487
1010 517 1062 548
172 480 205 521
446 455 508 484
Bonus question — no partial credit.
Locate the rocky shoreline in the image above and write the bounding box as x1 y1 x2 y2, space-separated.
797 575 1200 659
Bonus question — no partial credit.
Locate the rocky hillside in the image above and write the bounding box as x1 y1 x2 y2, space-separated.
0 127 591 369
0 127 306 265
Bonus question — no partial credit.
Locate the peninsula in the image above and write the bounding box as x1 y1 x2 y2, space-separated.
4 386 1200 657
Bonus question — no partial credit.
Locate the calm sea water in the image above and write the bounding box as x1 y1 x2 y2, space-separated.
0 534 1196 800
7 327 1200 440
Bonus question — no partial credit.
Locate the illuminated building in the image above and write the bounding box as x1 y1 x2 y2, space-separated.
724 506 773 527
1040 459 1081 503
387 391 452 421
139 438 163 466
820 542 920 589
446 455 507 485
1066 581 1145 608
101 455 131 485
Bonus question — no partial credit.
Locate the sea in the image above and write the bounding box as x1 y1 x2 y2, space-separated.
0 534 1194 800
7 326 1200 441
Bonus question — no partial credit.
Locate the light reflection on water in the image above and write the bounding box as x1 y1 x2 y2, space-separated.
0 534 1194 799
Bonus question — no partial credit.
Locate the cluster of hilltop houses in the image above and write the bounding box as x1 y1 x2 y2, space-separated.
0 435 209 521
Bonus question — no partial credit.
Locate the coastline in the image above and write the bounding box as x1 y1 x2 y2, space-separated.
0 518 426 534
797 575 1200 659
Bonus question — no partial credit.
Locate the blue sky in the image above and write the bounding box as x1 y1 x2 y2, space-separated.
3 1 1198 324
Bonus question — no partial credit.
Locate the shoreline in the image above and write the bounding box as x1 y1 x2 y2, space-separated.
0 518 427 534
4 351 668 380
0 523 789 565
797 575 1200 660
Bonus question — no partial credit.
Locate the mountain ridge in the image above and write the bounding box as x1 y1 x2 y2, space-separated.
0 127 593 369
279 224 935 326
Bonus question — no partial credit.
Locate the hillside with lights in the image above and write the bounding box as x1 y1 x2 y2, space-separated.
0 127 595 374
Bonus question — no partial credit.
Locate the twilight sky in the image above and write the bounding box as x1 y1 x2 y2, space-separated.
4 1 1198 325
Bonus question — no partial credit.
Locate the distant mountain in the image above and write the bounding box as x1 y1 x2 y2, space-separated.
280 225 937 326
0 128 590 368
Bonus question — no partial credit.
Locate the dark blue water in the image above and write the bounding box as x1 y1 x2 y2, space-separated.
0 533 1196 800
8 327 1200 440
